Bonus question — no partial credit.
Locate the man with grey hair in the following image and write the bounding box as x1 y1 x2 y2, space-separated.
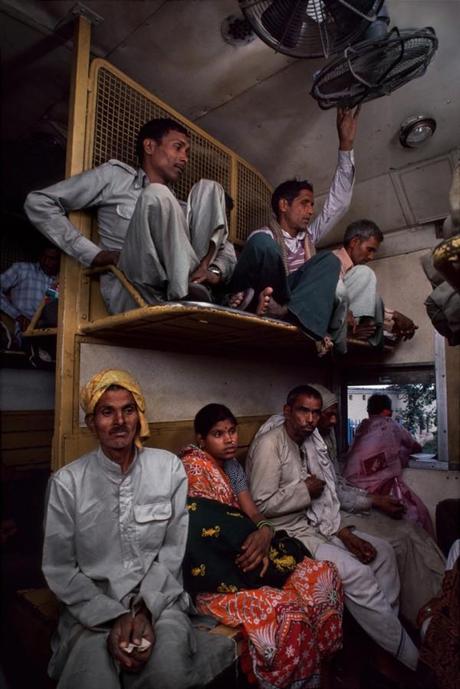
246 384 419 674
333 219 417 349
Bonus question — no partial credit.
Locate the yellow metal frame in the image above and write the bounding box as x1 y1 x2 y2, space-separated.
53 16 92 468
51 17 409 471
51 17 276 469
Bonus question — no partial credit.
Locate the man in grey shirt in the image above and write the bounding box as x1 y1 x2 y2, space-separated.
42 368 233 689
25 118 236 313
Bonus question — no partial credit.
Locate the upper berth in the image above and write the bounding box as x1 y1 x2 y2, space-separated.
19 57 399 360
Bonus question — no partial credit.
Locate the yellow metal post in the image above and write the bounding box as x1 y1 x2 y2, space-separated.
53 15 92 470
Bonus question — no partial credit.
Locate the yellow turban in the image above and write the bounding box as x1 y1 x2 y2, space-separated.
80 369 150 448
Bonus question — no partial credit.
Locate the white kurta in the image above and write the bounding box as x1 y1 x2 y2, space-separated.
42 446 234 688
246 424 418 670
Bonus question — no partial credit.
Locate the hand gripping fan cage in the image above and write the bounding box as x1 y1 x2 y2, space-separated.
239 0 385 58
310 27 438 109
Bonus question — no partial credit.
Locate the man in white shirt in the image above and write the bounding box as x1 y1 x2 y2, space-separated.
228 107 359 351
42 368 233 689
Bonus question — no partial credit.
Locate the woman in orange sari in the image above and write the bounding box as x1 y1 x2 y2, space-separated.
179 404 343 689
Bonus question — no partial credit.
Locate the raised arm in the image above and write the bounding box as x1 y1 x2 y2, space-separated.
24 164 116 267
308 106 360 245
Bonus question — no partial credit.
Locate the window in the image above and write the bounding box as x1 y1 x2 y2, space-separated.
347 383 438 456
341 364 447 464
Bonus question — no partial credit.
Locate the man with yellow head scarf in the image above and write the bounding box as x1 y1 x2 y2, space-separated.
42 369 234 689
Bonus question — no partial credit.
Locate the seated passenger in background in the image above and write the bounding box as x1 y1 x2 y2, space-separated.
228 107 359 352
333 219 417 349
417 539 460 689
316 385 445 627
343 393 435 536
179 403 344 689
246 385 419 673
0 244 60 348
25 118 236 313
42 369 233 689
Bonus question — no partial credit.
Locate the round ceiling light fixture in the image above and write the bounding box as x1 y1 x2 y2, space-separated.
399 115 436 148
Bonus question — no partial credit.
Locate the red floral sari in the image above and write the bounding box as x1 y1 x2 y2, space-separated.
180 446 343 689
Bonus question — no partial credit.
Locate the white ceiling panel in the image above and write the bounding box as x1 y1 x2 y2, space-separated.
108 0 294 121
391 155 453 225
316 172 408 246
199 57 333 188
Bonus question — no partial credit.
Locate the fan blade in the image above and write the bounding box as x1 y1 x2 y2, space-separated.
261 0 309 49
310 27 438 109
240 0 384 58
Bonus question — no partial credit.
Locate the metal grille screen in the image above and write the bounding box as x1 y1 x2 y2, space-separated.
236 161 273 242
88 61 271 241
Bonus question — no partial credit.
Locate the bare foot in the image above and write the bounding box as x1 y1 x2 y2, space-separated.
256 287 288 318
316 335 334 357
229 288 254 310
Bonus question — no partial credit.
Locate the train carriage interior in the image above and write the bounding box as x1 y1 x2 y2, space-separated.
1 1 459 688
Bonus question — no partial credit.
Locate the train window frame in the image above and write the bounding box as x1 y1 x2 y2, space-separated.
338 355 448 470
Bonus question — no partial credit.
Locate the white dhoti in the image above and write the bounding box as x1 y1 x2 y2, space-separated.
315 530 418 670
340 510 445 626
107 180 229 313
332 266 385 351
52 609 235 689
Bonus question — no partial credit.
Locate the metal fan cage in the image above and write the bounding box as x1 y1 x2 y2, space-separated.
239 0 384 58
310 27 438 109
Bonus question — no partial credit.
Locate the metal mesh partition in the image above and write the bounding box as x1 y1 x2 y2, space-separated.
87 60 271 239
236 161 273 242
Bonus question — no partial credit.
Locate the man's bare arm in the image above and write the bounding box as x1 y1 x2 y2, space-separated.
337 106 361 151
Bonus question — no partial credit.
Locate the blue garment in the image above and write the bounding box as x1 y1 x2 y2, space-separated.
224 458 248 495
1 261 55 320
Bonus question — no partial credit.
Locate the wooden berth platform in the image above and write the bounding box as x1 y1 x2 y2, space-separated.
22 300 394 358
78 301 320 355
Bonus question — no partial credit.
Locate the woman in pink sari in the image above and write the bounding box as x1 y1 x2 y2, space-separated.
344 393 434 536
